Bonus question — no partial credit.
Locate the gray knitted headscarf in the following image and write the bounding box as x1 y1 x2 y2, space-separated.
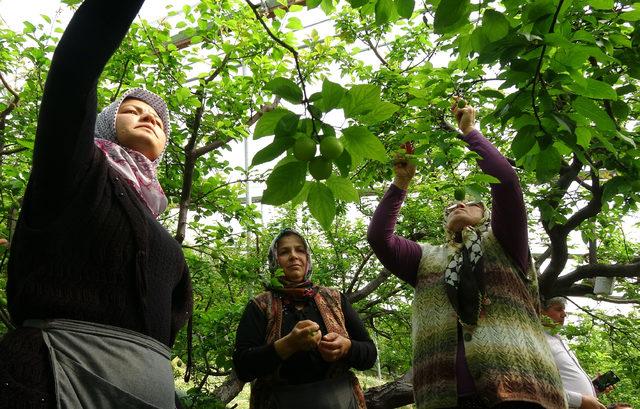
93 88 170 217
94 88 170 157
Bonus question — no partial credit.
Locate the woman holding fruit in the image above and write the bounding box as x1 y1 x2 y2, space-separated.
367 101 566 408
233 228 376 409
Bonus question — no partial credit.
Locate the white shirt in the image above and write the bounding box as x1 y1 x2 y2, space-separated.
545 332 597 408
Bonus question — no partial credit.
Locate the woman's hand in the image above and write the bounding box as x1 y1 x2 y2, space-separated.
274 320 321 360
393 156 416 191
452 99 477 136
318 332 352 362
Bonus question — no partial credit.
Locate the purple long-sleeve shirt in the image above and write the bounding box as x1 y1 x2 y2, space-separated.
367 129 529 396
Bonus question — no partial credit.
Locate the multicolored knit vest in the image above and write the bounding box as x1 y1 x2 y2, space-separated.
412 231 567 409
250 287 366 409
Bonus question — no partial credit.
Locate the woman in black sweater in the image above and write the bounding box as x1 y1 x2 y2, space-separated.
233 229 377 409
0 1 192 407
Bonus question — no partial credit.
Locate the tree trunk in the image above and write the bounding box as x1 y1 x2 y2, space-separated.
213 370 245 405
364 369 414 409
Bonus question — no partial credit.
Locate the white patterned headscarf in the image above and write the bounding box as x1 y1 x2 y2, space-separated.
443 203 491 326
94 88 170 218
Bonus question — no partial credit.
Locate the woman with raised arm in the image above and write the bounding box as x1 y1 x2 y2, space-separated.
233 228 377 409
0 1 192 408
367 101 566 409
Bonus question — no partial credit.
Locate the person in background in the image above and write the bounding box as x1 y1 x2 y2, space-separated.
233 228 377 409
542 297 612 409
367 100 566 408
0 0 192 407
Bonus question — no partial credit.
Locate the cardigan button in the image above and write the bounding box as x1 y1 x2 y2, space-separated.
119 192 124 197
463 333 472 342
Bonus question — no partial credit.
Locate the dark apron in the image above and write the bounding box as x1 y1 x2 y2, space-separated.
272 375 357 409
24 319 176 409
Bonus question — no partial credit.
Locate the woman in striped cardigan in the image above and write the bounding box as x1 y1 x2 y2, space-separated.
367 101 567 409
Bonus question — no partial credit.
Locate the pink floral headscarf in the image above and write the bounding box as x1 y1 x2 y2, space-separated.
94 88 170 218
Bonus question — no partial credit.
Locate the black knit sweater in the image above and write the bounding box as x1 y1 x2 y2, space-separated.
0 0 192 407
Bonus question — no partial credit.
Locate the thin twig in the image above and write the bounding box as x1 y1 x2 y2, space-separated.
566 298 640 352
0 72 19 99
531 0 564 135
0 147 28 156
244 0 309 107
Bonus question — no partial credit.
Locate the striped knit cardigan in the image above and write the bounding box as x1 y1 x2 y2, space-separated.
413 231 567 409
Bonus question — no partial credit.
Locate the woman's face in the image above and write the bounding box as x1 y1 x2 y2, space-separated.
445 201 484 233
115 98 166 161
276 234 308 283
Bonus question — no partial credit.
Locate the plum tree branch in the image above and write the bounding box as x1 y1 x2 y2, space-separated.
347 268 392 304
244 0 310 113
531 0 564 135
555 259 640 289
346 250 375 295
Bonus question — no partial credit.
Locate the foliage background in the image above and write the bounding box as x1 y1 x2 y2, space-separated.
1 0 640 407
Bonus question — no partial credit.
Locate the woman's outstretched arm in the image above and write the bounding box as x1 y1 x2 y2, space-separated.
367 167 422 287
25 0 145 227
455 105 529 275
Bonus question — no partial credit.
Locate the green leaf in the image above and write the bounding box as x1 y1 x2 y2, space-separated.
251 137 294 167
573 97 617 131
375 0 395 25
308 104 323 119
307 0 323 8
307 182 336 230
468 173 500 185
575 127 592 148
602 176 628 201
434 0 470 34
478 89 504 99
286 17 304 30
254 108 292 139
611 100 630 121
321 80 345 112
511 127 537 159
536 146 562 182
23 22 36 34
262 161 307 205
587 0 613 9
554 45 594 68
567 78 617 100
482 9 510 42
551 113 576 134
349 0 370 7
341 84 381 118
291 182 312 207
334 149 352 176
265 77 303 104
274 113 300 138
320 0 335 14
594 133 617 154
621 4 640 21
616 131 636 147
321 123 336 138
359 101 399 124
15 138 34 150
395 0 415 19
326 176 360 202
341 126 387 163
